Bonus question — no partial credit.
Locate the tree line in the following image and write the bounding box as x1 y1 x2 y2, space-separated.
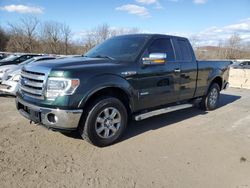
190 33 250 59
0 17 139 55
0 17 249 59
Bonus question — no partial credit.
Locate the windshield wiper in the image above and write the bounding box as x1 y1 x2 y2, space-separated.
93 55 115 60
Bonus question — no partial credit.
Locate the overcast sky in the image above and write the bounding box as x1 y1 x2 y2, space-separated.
0 0 250 45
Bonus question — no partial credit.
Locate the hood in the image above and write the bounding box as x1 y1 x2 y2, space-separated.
25 57 123 71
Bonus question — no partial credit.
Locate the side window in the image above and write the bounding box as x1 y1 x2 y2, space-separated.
19 56 28 62
177 39 193 62
15 58 20 63
148 38 175 61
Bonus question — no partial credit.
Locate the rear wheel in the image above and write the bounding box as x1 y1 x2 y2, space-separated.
200 83 220 111
79 97 128 147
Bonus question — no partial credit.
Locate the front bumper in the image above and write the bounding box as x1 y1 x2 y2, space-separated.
0 80 18 95
16 97 83 131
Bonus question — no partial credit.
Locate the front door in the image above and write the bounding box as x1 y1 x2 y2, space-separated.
136 37 180 110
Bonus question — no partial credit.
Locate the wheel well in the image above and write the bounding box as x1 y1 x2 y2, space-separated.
211 77 223 90
84 87 132 115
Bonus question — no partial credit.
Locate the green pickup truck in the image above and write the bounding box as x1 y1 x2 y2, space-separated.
16 34 230 146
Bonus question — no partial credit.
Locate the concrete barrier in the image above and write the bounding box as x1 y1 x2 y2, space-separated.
229 68 250 89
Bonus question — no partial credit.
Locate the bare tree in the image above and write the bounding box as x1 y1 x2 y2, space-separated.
215 40 227 59
95 24 110 43
4 19 141 55
84 24 110 49
0 26 9 51
6 17 39 52
61 24 72 55
225 33 242 59
40 21 75 55
82 24 140 53
189 35 200 50
20 17 39 52
190 35 203 59
41 21 63 54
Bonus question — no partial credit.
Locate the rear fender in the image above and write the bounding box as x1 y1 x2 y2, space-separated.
205 69 223 94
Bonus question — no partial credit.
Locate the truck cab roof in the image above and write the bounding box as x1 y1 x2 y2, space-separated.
115 33 188 40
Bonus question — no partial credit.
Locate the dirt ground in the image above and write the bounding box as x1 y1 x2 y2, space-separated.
0 88 250 188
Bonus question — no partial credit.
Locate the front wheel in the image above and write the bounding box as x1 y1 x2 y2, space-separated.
79 97 128 147
200 83 220 111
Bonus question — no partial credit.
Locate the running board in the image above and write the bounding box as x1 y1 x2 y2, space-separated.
134 103 194 121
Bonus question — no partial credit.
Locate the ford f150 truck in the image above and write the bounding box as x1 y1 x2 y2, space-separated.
16 34 230 147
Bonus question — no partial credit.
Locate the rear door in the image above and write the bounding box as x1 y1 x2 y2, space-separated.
136 37 180 109
174 38 198 100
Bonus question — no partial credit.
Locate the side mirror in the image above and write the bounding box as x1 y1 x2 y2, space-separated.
142 53 167 66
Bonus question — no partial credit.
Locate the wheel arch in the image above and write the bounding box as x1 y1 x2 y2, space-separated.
79 86 133 115
207 76 223 94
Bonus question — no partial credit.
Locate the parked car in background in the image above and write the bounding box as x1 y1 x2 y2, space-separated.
0 56 56 95
0 60 22 82
231 60 250 69
0 54 4 60
0 54 42 82
0 52 12 60
0 54 41 66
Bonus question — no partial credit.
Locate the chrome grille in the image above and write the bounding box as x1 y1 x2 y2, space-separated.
20 67 49 99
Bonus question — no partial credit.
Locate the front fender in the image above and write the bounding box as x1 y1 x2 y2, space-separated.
75 74 136 110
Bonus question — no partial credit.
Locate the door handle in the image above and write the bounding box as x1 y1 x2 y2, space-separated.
174 68 181 73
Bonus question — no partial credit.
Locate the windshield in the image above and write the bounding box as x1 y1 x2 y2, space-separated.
19 58 35 65
0 55 19 62
85 35 149 61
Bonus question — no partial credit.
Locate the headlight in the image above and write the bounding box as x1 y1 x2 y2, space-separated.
45 77 80 99
12 74 21 82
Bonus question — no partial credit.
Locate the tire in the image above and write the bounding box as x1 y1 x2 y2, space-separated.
79 97 128 147
200 83 220 111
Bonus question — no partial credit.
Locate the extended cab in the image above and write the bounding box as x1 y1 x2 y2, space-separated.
16 34 230 146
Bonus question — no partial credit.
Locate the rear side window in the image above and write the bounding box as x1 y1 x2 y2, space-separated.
177 39 193 62
148 38 175 61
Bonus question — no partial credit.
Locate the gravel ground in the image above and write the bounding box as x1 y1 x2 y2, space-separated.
0 88 250 188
